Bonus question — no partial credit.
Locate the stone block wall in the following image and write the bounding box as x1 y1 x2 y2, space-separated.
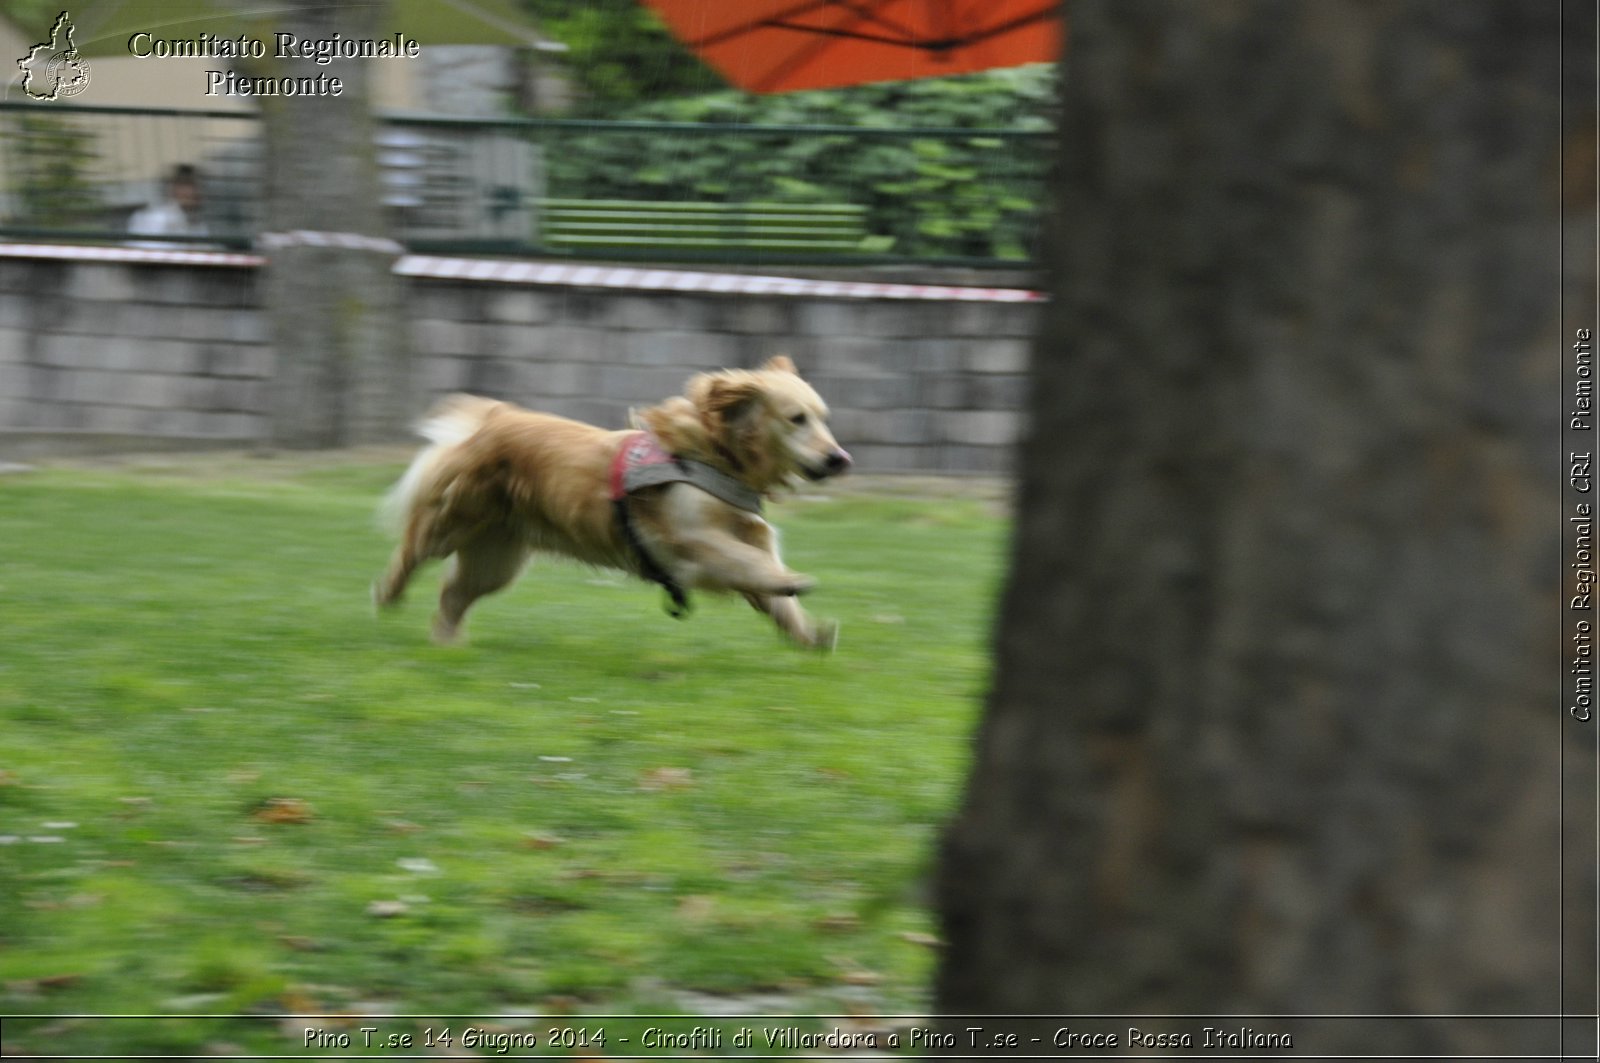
0 254 1037 473
0 259 271 447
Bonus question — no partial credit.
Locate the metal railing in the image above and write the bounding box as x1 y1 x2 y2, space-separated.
0 102 1050 267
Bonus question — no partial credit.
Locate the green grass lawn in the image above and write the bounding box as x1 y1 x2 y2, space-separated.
0 455 1007 1056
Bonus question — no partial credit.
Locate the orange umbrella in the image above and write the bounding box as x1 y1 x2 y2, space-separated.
640 0 1063 93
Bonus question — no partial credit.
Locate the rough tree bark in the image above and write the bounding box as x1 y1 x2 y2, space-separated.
258 0 413 448
936 2 1591 1056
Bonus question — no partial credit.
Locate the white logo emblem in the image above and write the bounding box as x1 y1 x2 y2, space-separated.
18 11 91 101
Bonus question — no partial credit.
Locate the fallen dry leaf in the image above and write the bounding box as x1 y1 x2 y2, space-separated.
275 989 323 1015
366 899 409 918
675 895 716 922
815 912 862 933
251 798 314 825
899 931 945 949
835 966 884 987
24 893 102 912
6 973 83 995
638 767 694 791
521 831 563 851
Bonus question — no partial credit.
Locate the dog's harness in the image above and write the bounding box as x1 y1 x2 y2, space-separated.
609 430 763 618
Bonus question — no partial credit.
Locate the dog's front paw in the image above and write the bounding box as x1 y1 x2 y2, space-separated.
809 619 840 653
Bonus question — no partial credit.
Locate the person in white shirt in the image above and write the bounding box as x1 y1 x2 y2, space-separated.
127 164 207 246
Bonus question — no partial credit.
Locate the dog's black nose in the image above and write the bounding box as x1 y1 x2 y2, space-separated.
825 448 852 474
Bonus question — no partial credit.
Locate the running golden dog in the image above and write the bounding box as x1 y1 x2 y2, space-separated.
374 356 851 649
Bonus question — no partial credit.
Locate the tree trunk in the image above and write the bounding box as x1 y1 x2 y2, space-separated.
936 2 1591 1056
259 0 413 448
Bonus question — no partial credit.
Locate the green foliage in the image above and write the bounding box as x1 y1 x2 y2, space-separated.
541 65 1056 260
0 0 63 36
518 0 722 108
3 113 102 226
515 0 1054 259
0 456 1006 1054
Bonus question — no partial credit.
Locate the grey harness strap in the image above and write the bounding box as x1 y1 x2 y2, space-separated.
622 456 764 515
610 431 764 618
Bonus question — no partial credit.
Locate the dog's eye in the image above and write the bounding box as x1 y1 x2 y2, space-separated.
789 412 809 426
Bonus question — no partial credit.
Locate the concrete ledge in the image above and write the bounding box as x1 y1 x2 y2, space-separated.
0 429 259 461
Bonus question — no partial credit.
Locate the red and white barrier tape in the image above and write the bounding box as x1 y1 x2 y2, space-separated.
0 242 1044 302
259 230 406 253
0 242 261 268
391 256 1043 302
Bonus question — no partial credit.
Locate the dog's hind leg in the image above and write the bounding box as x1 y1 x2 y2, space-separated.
432 527 529 644
374 531 426 610
374 552 414 610
374 506 447 609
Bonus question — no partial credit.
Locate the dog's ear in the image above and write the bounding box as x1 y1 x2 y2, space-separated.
762 354 797 375
699 374 762 426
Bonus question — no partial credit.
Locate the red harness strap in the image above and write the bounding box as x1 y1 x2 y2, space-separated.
610 431 690 617
610 430 674 502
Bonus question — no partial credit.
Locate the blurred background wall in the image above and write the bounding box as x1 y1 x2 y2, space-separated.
0 254 1034 471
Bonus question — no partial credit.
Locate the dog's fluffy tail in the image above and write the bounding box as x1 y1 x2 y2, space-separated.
379 394 499 534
